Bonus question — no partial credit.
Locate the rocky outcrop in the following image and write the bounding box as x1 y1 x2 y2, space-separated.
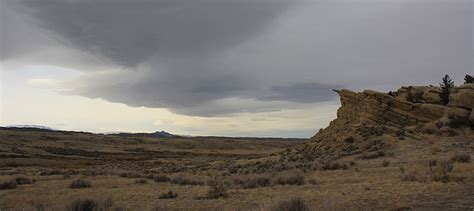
335 84 474 129
284 84 473 162
335 89 447 128
309 84 473 145
448 84 474 109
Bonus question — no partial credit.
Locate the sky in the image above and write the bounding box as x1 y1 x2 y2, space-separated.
0 0 472 138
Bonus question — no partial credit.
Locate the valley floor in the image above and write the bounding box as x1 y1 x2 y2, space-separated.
0 128 473 210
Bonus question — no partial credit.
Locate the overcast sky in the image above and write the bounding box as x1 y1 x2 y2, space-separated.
0 0 472 137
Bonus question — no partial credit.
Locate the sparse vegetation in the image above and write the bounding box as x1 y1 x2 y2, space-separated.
151 175 171 183
0 181 17 190
406 87 424 103
439 75 454 105
321 162 348 171
159 191 178 199
15 177 34 185
400 168 419 182
170 174 205 186
361 151 385 159
429 160 454 182
0 122 473 210
69 179 91 189
265 197 310 211
66 198 113 211
448 115 469 129
206 180 230 199
135 179 148 184
450 153 471 163
272 170 305 186
307 178 318 185
233 174 271 189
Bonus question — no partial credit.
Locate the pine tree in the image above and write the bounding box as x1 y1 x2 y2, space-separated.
464 74 473 84
439 75 454 105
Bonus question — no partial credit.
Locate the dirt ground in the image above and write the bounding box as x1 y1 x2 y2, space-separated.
0 128 473 210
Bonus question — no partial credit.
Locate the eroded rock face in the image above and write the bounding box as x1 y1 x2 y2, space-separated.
310 85 473 145
334 89 446 128
448 84 474 109
298 84 473 161
334 85 474 128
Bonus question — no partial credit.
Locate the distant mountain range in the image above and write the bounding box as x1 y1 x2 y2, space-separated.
0 125 177 138
109 131 177 138
4 124 57 131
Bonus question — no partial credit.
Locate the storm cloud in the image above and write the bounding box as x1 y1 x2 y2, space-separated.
2 0 472 116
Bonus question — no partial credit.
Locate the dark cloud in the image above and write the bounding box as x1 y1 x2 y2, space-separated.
4 0 291 67
2 0 472 116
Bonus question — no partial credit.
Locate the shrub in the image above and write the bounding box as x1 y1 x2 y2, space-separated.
266 197 310 211
382 160 390 167
152 175 170 183
450 153 471 163
206 180 229 199
344 136 354 143
321 162 348 171
439 75 454 105
400 169 419 182
159 191 178 199
135 179 148 184
430 160 454 182
233 174 271 189
448 116 469 128
406 87 424 103
272 171 305 186
170 174 204 186
0 181 17 190
119 172 143 178
361 151 385 159
67 199 97 211
423 127 437 135
307 178 318 185
15 177 34 185
428 159 437 173
69 179 91 189
66 198 113 211
396 130 405 140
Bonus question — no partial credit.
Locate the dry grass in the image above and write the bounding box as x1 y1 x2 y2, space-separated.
271 170 306 186
69 179 92 189
0 128 473 210
170 174 205 186
429 160 454 182
232 174 272 189
451 153 471 163
206 180 230 199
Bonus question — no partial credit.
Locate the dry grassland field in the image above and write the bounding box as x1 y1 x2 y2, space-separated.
0 127 473 210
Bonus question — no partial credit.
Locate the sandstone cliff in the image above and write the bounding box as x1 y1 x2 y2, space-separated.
286 84 474 161
331 83 474 131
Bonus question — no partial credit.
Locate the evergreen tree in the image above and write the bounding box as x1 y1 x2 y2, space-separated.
439 75 454 105
464 74 473 84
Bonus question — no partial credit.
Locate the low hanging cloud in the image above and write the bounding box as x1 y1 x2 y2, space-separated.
2 0 472 116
